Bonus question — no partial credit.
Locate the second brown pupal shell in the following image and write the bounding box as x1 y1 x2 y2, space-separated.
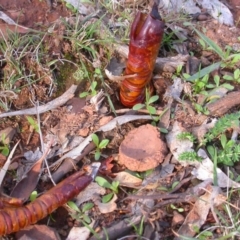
120 3 165 107
0 171 92 235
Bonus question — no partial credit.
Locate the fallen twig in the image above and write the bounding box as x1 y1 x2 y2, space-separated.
207 91 240 116
115 108 164 115
0 85 77 118
123 178 211 205
50 142 96 183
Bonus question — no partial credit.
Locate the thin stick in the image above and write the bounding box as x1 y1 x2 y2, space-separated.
0 140 20 186
115 108 163 115
0 85 77 118
35 101 56 186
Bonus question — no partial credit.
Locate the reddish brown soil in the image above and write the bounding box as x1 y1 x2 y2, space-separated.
0 0 70 28
227 0 240 26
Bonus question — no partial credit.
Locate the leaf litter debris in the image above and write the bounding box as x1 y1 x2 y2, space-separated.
0 0 240 239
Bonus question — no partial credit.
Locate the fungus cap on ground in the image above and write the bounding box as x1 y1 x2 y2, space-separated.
119 124 168 171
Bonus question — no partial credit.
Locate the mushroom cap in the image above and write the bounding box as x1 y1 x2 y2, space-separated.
119 124 168 171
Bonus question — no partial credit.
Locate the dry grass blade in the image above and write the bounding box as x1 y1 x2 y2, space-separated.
0 140 20 186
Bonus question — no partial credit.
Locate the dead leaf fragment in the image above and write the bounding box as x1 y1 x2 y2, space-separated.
114 171 142 188
129 196 155 216
78 127 90 137
66 97 86 114
192 149 240 188
67 221 95 240
119 124 168 171
0 126 16 144
94 194 117 214
172 211 184 227
176 186 226 239
76 182 106 206
11 142 52 200
15 224 60 240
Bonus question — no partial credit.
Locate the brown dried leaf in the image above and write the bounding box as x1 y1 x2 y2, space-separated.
11 142 52 200
15 224 60 240
114 171 142 188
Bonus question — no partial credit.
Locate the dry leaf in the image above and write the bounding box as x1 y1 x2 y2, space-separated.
94 194 117 214
192 149 240 188
177 186 226 238
15 224 60 240
114 171 142 188
76 182 106 206
67 221 95 240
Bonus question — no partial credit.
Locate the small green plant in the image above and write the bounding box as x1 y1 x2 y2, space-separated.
26 116 39 133
203 111 240 144
206 75 234 91
185 72 234 96
73 67 89 82
171 181 180 191
172 64 183 79
158 180 181 192
177 132 196 142
183 23 240 81
198 38 207 50
129 216 145 238
202 111 240 168
93 68 103 79
29 190 38 202
193 103 210 115
0 134 10 156
95 176 119 203
79 68 107 98
133 88 159 115
67 201 94 224
170 204 184 213
162 31 176 52
134 168 154 180
192 74 209 94
178 151 203 162
79 80 98 98
193 225 213 240
67 201 101 239
64 1 78 13
91 133 109 160
223 69 240 83
207 134 240 167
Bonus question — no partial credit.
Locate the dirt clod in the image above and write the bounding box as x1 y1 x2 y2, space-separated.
119 124 168 171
